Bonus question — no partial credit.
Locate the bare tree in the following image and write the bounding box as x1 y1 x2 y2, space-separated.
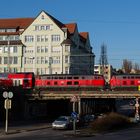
122 59 132 73
133 63 140 74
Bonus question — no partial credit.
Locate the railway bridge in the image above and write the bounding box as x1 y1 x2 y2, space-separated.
24 90 140 119
1 90 140 121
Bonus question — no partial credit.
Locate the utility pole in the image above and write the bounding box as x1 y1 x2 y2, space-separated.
99 44 108 81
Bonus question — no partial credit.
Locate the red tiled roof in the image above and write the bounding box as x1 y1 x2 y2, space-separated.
0 32 20 35
0 40 22 45
45 12 64 28
79 32 88 40
64 23 77 34
0 18 34 29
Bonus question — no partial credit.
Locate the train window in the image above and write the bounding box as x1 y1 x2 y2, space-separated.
131 76 134 79
67 81 72 85
54 81 58 85
24 79 29 86
47 81 50 85
74 81 79 85
67 77 72 79
59 77 64 79
95 76 98 79
82 77 85 79
123 77 126 79
47 77 50 79
123 81 127 85
54 77 58 79
130 81 134 85
74 77 79 79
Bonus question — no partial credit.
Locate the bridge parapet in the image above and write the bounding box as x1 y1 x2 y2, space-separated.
26 91 140 100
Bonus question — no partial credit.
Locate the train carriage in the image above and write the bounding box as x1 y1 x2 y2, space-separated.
110 74 140 91
8 72 35 89
35 74 105 91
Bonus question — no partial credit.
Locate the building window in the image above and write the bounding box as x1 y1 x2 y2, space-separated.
0 56 2 64
37 35 48 42
0 29 5 32
15 36 20 40
13 57 18 64
65 56 69 63
13 46 17 53
0 36 4 41
37 46 40 53
4 57 8 64
52 46 60 53
65 67 69 74
65 45 70 52
0 46 2 53
45 57 48 64
25 35 34 42
53 57 60 64
4 67 7 72
45 46 48 52
4 46 8 53
37 57 40 64
35 25 51 31
7 29 16 32
41 57 44 64
41 15 44 20
51 35 60 42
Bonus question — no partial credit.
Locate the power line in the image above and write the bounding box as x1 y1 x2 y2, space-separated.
63 19 140 24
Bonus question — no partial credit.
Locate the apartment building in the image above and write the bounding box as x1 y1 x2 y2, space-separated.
0 11 95 75
0 18 33 72
94 64 112 83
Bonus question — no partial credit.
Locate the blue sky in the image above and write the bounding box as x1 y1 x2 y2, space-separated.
0 0 140 68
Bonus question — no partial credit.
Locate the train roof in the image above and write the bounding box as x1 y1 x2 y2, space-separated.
38 74 103 76
37 74 104 79
113 74 140 76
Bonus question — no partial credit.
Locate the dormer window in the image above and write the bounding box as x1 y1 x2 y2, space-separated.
41 15 44 20
0 29 5 32
7 29 16 32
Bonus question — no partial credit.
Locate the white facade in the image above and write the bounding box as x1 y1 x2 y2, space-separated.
94 64 112 83
0 11 95 75
21 11 95 75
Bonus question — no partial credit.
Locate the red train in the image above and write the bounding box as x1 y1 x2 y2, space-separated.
35 74 105 91
0 72 34 90
110 74 140 91
1 72 140 91
0 73 105 91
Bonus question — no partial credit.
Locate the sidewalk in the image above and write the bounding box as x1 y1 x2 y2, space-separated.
0 120 51 135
